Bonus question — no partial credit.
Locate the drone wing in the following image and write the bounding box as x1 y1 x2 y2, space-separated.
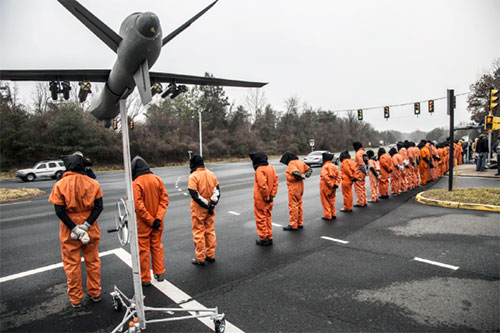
150 72 267 88
0 69 110 82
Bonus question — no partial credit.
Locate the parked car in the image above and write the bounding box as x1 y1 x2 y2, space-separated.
304 150 338 167
16 160 66 182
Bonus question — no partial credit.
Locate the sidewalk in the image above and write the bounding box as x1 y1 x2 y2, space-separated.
453 163 499 178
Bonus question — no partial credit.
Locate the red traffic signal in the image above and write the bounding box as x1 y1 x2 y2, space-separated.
428 100 434 113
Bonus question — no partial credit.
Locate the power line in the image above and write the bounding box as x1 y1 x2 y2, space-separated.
330 91 470 113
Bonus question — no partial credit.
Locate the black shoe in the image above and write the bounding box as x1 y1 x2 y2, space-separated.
256 239 270 246
283 225 298 231
340 208 352 213
268 239 273 245
154 273 165 282
298 225 304 229
354 204 367 208
86 294 101 303
321 217 332 221
331 216 336 220
206 257 216 263
71 302 82 308
380 195 389 199
192 258 206 266
142 281 152 287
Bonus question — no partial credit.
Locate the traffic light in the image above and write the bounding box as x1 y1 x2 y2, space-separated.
112 119 118 130
490 88 499 112
428 100 434 113
129 120 135 130
384 106 390 119
485 114 494 131
357 109 363 121
453 96 456 109
414 102 420 115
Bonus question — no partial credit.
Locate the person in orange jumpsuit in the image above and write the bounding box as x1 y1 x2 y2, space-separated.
320 152 340 220
249 152 278 245
429 142 440 180
339 151 357 212
397 143 410 192
280 152 312 230
352 142 368 208
188 155 220 265
418 140 432 185
377 148 393 199
410 141 422 187
131 156 169 286
405 142 416 189
457 140 463 165
49 154 103 308
437 143 446 176
366 150 380 203
389 147 403 195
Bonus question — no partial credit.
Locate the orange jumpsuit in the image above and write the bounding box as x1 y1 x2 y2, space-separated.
379 154 393 196
354 148 368 206
438 148 445 176
368 159 380 202
412 146 422 187
254 165 279 241
406 147 416 189
430 145 439 180
320 160 340 219
48 171 103 305
391 153 404 194
398 148 410 192
133 173 169 283
189 168 219 261
419 144 431 185
286 160 310 229
340 159 357 210
458 142 463 165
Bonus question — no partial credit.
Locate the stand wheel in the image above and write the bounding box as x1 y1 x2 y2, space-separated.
214 318 225 333
112 295 122 312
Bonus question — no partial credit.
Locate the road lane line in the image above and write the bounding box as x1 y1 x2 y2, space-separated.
183 193 188 196
0 200 32 206
178 188 182 192
114 248 243 333
228 211 240 216
321 236 349 244
271 223 282 227
413 257 459 270
0 249 118 283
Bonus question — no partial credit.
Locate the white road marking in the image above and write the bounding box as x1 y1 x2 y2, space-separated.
413 257 459 270
183 193 188 196
271 223 282 227
228 211 240 216
0 249 117 283
114 248 243 333
321 236 349 244
178 188 182 192
0 200 32 206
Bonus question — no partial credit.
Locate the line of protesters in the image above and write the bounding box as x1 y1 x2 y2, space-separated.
49 138 461 308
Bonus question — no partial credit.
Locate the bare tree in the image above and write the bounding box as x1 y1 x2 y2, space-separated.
31 82 50 114
245 88 266 121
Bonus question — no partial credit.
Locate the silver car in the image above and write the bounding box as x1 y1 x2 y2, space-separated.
16 160 66 182
304 151 329 167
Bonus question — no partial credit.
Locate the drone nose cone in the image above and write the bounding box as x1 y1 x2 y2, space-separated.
137 12 160 38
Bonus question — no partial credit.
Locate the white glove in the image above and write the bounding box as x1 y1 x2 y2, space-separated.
71 226 86 240
80 231 90 245
80 221 92 232
210 186 220 204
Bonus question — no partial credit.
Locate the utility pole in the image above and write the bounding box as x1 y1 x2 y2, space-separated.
198 110 203 157
448 89 454 191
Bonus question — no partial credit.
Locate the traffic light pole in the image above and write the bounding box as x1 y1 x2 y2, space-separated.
448 89 454 191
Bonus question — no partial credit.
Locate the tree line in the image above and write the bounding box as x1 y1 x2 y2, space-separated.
1 59 498 171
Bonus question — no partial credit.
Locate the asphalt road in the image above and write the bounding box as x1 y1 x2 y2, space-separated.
0 160 499 332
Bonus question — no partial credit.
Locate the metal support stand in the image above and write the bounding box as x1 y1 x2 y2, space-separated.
119 99 146 329
448 89 454 191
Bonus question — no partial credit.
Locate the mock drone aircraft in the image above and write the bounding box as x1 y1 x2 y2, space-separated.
0 0 266 127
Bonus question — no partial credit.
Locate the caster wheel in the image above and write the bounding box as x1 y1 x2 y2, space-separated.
214 318 225 333
112 295 122 312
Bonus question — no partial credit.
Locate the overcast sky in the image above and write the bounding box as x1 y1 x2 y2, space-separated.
1 0 499 133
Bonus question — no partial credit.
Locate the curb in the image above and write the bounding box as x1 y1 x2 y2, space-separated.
415 192 500 213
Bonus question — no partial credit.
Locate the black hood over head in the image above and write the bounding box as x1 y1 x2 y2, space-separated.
353 141 363 151
389 147 398 156
339 151 351 162
280 152 298 165
366 150 375 159
62 154 86 174
397 141 404 150
377 148 386 157
190 155 205 173
322 152 334 164
249 151 269 170
131 156 152 180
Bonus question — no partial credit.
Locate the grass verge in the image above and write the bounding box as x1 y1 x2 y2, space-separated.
0 188 46 203
422 188 500 206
